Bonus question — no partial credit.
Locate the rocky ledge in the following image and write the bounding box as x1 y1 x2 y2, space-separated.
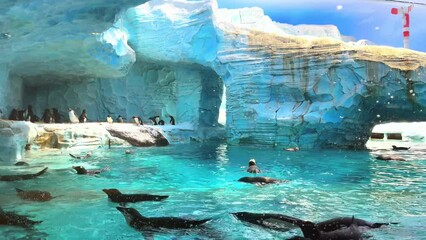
0 120 173 162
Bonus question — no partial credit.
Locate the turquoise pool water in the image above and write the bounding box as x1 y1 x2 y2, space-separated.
1 143 426 239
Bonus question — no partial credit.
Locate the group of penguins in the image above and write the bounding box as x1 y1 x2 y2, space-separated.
231 159 397 239
0 154 397 240
106 114 175 126
68 108 176 126
5 105 176 126
7 105 81 124
7 105 59 123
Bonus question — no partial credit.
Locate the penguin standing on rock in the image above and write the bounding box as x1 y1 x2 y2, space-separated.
133 116 143 126
168 115 175 125
79 109 87 123
25 105 38 122
9 109 18 120
52 108 61 123
117 115 123 123
107 115 113 123
41 109 53 123
68 108 79 123
149 116 158 125
158 119 165 125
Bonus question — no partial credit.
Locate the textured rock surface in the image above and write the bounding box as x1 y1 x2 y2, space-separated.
34 123 116 149
33 122 170 148
0 0 426 152
0 120 174 161
105 124 169 146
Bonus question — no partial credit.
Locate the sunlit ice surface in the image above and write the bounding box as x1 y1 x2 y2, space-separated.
1 143 425 239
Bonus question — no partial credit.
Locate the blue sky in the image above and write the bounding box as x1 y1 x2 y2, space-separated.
216 0 426 53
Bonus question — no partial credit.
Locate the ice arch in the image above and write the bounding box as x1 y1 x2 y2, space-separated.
1 0 426 150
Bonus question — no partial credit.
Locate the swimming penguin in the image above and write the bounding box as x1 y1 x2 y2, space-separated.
68 108 79 123
392 145 410 151
0 167 48 181
296 220 362 240
247 159 261 174
375 154 405 161
116 207 211 230
102 189 168 203
315 216 396 232
15 188 57 202
0 208 42 228
72 166 109 175
238 176 287 185
69 152 92 159
232 212 396 238
79 109 87 123
107 115 113 123
231 212 299 231
14 161 30 166
284 147 299 152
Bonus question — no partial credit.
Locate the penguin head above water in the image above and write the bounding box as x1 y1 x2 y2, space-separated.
248 159 256 166
116 207 145 224
72 166 87 174
102 188 122 197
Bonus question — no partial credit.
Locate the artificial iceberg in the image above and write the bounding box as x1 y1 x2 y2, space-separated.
1 0 426 162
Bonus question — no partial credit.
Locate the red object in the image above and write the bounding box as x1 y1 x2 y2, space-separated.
391 8 399 14
403 31 410 37
403 13 410 27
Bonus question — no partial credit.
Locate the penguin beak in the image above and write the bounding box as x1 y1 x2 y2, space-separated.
116 206 126 213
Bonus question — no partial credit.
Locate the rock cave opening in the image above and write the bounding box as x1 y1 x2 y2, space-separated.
11 62 225 140
366 121 426 150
